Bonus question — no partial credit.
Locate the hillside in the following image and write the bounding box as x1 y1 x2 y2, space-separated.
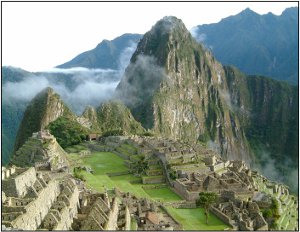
192 7 298 84
13 87 76 153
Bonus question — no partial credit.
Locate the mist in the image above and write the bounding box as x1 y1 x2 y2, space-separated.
116 55 167 107
254 149 298 193
3 42 138 115
190 27 207 43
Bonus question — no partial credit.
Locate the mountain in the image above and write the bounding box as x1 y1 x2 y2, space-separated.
191 7 298 85
115 16 298 189
96 101 146 136
57 33 142 69
116 16 253 163
13 87 76 153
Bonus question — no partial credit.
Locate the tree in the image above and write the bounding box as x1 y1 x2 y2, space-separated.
196 192 218 225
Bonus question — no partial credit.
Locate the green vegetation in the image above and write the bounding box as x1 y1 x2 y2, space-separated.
262 197 280 229
143 187 181 201
165 207 228 230
196 192 218 224
73 167 86 181
69 151 182 202
131 156 149 175
97 101 146 136
130 217 138 230
47 116 90 148
81 152 128 175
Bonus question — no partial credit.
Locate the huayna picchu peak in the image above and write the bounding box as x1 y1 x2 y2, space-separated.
116 15 253 164
2 9 298 231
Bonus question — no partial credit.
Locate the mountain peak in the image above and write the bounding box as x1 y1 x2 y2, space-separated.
13 88 74 152
240 7 258 16
150 16 187 35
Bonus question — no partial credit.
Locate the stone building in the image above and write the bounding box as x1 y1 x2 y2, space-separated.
2 166 78 230
211 191 268 230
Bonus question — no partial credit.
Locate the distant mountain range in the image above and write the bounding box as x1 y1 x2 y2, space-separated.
57 7 298 85
57 33 142 69
192 7 298 84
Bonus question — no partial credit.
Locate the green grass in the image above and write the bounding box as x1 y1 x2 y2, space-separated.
130 217 138 230
144 187 182 202
78 151 182 202
82 152 128 175
165 207 229 230
80 171 116 192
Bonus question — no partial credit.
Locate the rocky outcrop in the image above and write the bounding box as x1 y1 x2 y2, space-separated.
79 106 99 130
97 101 146 136
13 87 75 153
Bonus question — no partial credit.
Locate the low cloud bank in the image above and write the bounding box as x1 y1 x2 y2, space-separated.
3 42 138 114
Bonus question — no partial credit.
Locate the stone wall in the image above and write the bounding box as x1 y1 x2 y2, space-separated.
210 206 235 228
142 176 165 184
2 167 36 198
124 206 131 230
54 180 79 230
173 181 199 201
105 198 119 230
9 180 60 230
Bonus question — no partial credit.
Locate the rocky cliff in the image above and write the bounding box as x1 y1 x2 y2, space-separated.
224 66 298 187
115 16 252 163
96 101 146 136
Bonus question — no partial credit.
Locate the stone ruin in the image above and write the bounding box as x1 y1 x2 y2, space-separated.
72 191 119 230
2 166 78 230
113 135 298 230
114 188 182 230
210 190 268 230
1 166 135 231
11 130 69 172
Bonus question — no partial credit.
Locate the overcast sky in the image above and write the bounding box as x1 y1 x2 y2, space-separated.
2 1 298 71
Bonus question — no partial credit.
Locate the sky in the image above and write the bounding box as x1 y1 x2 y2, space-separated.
2 1 298 72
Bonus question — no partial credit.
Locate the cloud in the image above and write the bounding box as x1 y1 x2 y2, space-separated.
254 149 298 193
3 43 138 115
39 67 117 74
3 76 49 103
118 41 138 74
190 27 207 42
115 55 167 107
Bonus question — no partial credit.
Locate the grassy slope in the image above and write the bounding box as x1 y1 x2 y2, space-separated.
69 151 181 201
165 207 229 230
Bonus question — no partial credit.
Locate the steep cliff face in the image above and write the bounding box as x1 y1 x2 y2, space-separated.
97 101 146 135
116 16 252 163
224 66 298 180
80 106 99 130
13 87 75 152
